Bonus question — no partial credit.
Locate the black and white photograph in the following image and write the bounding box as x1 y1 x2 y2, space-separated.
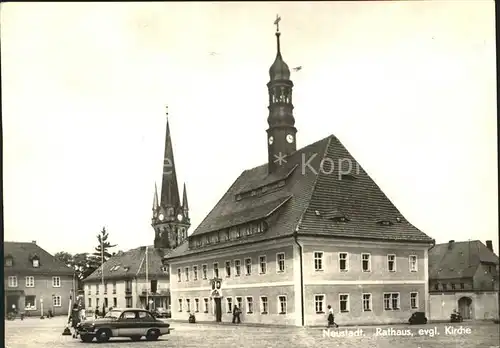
2 2 498 348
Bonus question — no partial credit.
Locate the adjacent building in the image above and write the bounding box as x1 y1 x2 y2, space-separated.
83 117 190 314
428 240 499 321
163 19 435 326
4 241 75 316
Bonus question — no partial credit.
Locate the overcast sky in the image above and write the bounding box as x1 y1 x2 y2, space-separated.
2 2 497 256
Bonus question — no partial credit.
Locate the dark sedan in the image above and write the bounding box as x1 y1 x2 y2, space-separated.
77 308 171 342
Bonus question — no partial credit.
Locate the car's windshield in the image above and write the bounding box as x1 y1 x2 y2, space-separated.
104 310 122 319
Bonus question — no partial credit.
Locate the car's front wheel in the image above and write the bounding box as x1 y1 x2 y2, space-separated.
96 329 111 343
80 335 94 343
146 329 160 341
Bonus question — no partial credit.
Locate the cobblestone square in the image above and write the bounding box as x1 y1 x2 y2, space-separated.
5 317 500 348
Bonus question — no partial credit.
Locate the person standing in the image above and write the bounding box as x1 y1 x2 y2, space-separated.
327 305 339 328
232 305 241 324
69 304 81 338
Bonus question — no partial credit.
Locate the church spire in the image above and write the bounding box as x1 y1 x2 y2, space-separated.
160 111 181 210
182 183 189 211
152 182 159 211
266 15 297 174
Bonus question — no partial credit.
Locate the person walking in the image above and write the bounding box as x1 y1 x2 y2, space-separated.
69 304 81 338
232 305 241 324
327 305 339 328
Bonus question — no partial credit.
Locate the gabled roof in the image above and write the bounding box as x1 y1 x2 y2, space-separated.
429 240 499 280
3 241 74 276
84 246 171 282
165 134 433 260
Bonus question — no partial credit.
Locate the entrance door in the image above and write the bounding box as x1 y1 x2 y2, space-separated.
214 298 222 322
6 295 19 314
458 297 472 319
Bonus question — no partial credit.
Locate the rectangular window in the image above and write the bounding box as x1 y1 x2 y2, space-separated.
278 295 287 314
96 284 99 295
202 264 208 279
410 292 418 309
88 298 92 308
246 297 253 314
8 276 17 287
112 281 117 294
442 283 448 291
276 253 285 272
236 297 242 311
213 263 219 278
225 261 231 277
52 295 62 307
451 283 456 290
245 258 252 275
234 260 241 276
339 294 349 312
25 295 36 310
339 253 348 271
113 298 117 307
260 296 268 314
125 297 132 308
25 276 35 288
104 298 108 308
314 251 324 271
362 254 371 272
194 298 200 312
362 293 372 311
178 299 183 312
186 299 191 312
383 293 400 310
203 298 209 313
52 276 61 287
387 254 396 272
460 283 465 290
314 295 325 313
184 267 189 281
33 259 40 267
104 282 108 294
409 255 418 272
193 266 198 280
96 298 100 308
226 297 233 313
259 256 267 274
177 268 181 282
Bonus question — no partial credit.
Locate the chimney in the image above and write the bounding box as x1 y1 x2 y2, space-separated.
32 240 36 244
486 240 493 252
448 240 455 250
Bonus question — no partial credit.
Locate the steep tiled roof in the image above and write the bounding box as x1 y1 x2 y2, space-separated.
84 246 171 282
429 240 499 280
165 135 433 260
4 242 74 276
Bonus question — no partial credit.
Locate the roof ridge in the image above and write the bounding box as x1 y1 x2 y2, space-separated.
295 135 334 232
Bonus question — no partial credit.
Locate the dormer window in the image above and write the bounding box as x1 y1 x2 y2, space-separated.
330 216 350 223
205 236 211 245
32 256 40 268
5 256 13 267
340 174 357 181
377 220 393 226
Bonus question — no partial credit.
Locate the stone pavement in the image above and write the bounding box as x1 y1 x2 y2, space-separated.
5 316 500 348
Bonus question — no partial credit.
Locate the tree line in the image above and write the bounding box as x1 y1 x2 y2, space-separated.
54 227 118 289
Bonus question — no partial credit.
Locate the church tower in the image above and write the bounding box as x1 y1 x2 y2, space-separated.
266 15 297 173
152 111 190 249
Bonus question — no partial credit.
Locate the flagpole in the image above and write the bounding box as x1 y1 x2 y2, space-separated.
101 232 105 314
146 246 149 309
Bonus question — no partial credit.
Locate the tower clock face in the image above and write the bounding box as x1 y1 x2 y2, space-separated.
268 136 274 145
177 214 183 221
158 214 164 221
286 134 294 143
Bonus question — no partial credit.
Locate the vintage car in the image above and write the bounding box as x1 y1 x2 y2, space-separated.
153 307 171 318
77 308 171 342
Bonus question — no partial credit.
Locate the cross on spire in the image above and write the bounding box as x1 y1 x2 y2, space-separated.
165 105 169 119
274 14 281 33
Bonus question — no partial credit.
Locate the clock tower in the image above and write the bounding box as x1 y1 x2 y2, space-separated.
266 16 297 174
152 116 190 249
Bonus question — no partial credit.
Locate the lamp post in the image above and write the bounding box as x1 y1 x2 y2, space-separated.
40 299 44 319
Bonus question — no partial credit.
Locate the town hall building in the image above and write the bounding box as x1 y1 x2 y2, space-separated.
83 118 190 313
163 18 435 326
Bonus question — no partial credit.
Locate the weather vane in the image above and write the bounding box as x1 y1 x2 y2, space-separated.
274 14 281 33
